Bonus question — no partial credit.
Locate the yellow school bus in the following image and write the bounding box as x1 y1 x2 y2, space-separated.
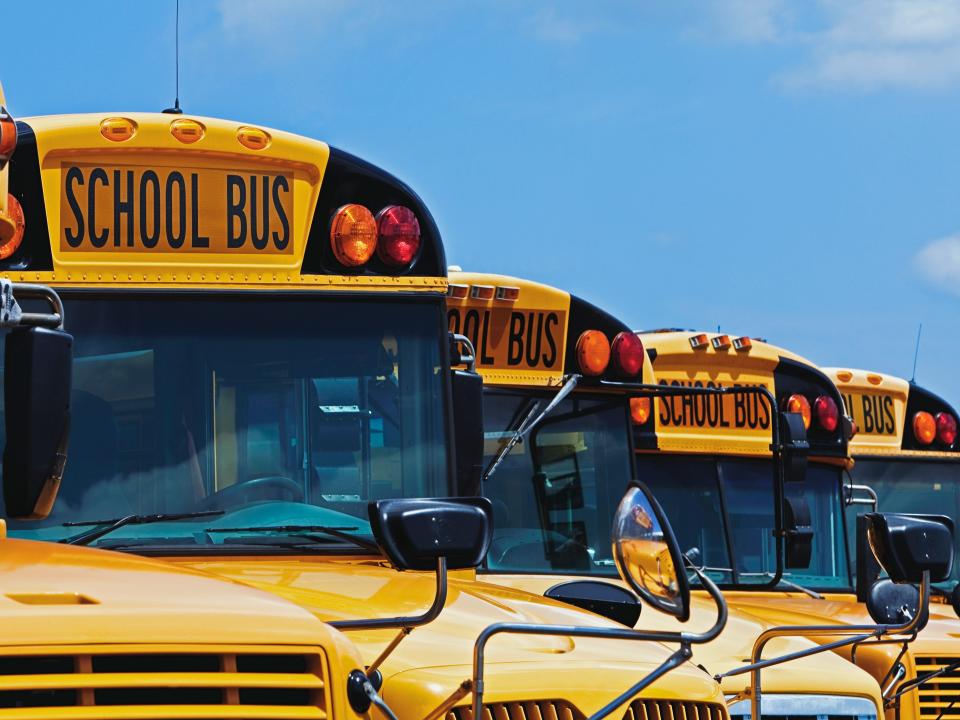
826 367 960 717
447 271 886 720
0 109 728 718
636 331 960 720
0 87 379 720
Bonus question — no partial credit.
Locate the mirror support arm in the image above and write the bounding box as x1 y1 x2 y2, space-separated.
330 557 448 674
428 569 727 720
718 571 929 720
0 280 65 330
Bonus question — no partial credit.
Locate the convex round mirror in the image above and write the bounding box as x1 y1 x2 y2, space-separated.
612 482 690 621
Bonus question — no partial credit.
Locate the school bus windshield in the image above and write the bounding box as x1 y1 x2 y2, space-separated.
481 391 633 574
845 458 960 585
643 457 852 589
2 293 448 549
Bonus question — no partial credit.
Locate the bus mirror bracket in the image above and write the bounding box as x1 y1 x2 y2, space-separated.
0 281 72 520
424 483 730 720
450 334 484 496
719 512 953 719
777 411 809 486
330 497 493 678
782 494 813 569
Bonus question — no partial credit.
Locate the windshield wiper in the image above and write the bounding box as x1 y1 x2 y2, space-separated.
205 525 380 553
62 510 225 546
751 572 823 599
484 373 581 481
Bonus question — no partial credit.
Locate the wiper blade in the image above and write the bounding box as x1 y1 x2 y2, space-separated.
205 525 380 553
62 510 225 546
755 572 823 599
484 373 581 481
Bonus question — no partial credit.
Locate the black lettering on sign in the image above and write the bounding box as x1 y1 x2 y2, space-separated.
191 173 209 248
272 175 290 250
227 174 246 248
447 308 461 335
446 306 567 371
64 167 85 247
543 313 559 368
250 175 269 250
882 396 895 434
656 379 771 430
462 310 481 357
479 310 495 365
114 169 134 247
89 168 109 248
59 164 293 253
854 393 897 435
139 170 161 249
165 172 187 249
508 312 525 366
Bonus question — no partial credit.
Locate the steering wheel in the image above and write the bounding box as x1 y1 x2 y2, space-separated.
198 476 305 512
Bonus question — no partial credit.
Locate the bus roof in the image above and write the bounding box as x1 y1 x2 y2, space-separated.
5 113 446 292
825 367 960 458
447 270 653 387
640 330 848 461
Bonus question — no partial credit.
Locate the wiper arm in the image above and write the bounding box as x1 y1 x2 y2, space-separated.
766 572 824 599
484 373 581 481
62 510 225 546
205 525 380 553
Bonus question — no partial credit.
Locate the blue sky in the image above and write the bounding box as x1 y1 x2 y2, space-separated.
6 0 960 403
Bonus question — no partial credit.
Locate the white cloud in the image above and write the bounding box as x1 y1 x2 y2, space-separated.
915 234 960 297
704 0 960 91
528 7 588 43
702 0 794 43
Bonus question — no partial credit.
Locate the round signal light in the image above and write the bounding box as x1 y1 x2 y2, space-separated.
0 194 25 259
630 397 651 425
784 394 812 430
814 395 839 433
913 411 936 446
0 108 17 160
576 330 610 377
330 204 377 267
376 205 421 268
611 332 644 378
936 412 957 446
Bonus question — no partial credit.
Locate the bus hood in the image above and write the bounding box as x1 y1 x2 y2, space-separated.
383 658 725 718
173 557 690 679
488 574 884 707
725 591 960 692
726 591 960 649
0 538 341 648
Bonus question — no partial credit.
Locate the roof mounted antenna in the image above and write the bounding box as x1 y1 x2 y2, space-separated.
162 0 183 114
910 323 923 385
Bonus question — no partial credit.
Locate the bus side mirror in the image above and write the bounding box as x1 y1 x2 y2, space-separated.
864 512 954 584
3 327 73 519
612 481 691 621
451 368 484 496
368 497 493 571
861 513 952 626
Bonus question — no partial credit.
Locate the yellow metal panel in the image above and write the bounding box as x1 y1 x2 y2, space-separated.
448 272 570 387
0 672 324 690
825 367 909 454
639 332 782 456
0 707 326 720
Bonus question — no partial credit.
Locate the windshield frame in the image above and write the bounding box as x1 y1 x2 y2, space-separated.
3 288 455 557
845 453 960 587
640 451 855 593
478 386 637 578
